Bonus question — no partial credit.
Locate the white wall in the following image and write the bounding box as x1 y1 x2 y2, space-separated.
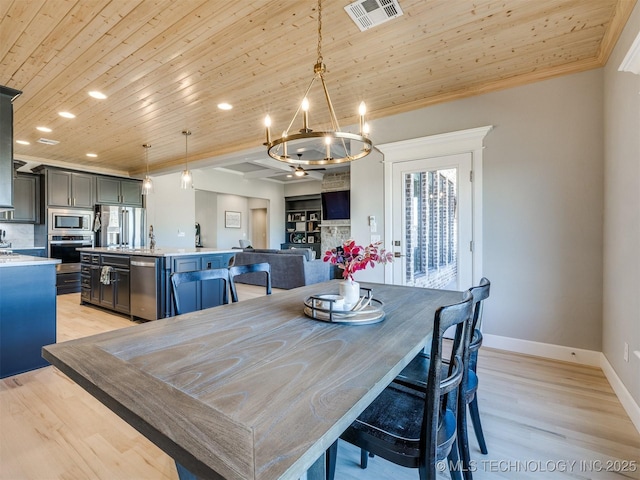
188 168 285 249
284 180 322 197
144 172 196 248
603 3 640 404
351 69 605 352
147 169 285 249
216 193 249 249
195 190 217 247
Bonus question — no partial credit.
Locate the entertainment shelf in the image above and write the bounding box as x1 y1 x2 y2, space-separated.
281 194 322 257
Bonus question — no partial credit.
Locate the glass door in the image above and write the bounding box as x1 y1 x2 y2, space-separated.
392 153 473 290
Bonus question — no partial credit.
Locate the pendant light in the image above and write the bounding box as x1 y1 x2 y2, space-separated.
262 0 372 165
180 130 192 189
141 143 153 195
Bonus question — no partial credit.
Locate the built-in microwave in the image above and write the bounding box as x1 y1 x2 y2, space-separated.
48 208 93 235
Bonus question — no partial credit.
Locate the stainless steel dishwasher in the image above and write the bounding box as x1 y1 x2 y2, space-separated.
130 256 160 321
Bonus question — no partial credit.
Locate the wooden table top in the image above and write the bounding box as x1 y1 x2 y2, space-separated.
43 280 462 480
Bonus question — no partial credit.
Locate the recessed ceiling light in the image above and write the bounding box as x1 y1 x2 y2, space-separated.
16 140 30 145
217 103 233 110
86 153 97 158
89 91 107 99
59 111 75 119
36 126 52 132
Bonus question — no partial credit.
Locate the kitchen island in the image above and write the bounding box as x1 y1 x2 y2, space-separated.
0 253 60 378
77 247 236 320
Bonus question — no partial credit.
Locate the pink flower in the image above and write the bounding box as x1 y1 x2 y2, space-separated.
323 240 393 280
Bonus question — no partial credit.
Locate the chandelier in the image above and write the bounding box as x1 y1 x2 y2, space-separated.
142 143 152 195
263 0 372 165
180 130 192 189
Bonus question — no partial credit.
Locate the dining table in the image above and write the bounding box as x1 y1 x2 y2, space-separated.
42 280 463 480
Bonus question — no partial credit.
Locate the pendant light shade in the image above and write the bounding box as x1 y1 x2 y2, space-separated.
181 130 192 189
142 143 153 195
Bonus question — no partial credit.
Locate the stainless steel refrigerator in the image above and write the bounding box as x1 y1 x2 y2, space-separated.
95 205 146 248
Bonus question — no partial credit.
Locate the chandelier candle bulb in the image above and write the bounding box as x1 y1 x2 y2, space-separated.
325 136 331 159
302 98 310 132
282 132 287 158
264 115 272 144
359 102 366 135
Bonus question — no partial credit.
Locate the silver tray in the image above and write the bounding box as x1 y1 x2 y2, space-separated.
303 290 385 325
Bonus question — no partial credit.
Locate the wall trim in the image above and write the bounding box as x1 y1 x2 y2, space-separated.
600 354 640 434
483 333 602 366
483 333 640 434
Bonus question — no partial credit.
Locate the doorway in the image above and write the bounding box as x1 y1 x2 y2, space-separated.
250 208 267 249
379 126 492 288
392 154 472 289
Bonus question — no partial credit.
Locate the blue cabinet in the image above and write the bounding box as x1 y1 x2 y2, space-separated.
0 262 57 378
169 253 234 315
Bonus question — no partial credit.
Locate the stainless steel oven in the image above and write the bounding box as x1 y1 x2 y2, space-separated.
48 235 93 273
48 208 93 235
48 208 94 274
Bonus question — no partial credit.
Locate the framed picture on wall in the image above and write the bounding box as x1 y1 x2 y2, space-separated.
225 211 241 228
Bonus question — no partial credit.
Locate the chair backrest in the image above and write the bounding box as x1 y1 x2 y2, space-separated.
228 262 272 303
170 268 230 315
422 290 474 473
468 277 491 369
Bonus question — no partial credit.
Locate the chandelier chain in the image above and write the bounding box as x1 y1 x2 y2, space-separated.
316 0 323 65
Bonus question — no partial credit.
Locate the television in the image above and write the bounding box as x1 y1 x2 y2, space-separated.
322 190 350 220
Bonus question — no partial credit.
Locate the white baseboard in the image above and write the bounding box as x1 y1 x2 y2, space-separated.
600 354 640 433
483 334 640 434
483 333 602 366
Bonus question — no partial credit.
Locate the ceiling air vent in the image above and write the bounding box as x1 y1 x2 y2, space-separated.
344 0 403 32
37 138 59 145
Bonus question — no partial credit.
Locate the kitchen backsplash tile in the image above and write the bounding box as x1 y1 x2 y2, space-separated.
0 223 35 248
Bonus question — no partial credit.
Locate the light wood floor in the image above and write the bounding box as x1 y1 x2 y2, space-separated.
1 289 639 480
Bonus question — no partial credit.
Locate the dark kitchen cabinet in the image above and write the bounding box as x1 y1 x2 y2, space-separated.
81 253 131 315
47 169 94 208
170 255 229 314
0 174 40 223
96 176 143 206
0 86 22 211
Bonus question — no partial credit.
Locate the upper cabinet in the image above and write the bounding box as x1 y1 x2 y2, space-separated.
33 166 144 210
0 173 40 223
0 86 22 211
47 170 94 208
96 176 142 206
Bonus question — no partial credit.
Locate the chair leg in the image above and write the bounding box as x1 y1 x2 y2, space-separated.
447 439 464 480
325 440 338 480
360 448 369 469
457 403 473 480
469 397 488 454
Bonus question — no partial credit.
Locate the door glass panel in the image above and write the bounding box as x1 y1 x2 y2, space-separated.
403 168 458 289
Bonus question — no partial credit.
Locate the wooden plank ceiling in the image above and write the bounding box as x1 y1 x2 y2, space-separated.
1 0 636 179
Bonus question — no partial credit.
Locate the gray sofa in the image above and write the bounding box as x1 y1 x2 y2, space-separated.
231 248 330 289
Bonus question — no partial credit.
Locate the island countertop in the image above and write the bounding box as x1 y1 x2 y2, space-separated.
0 254 61 268
77 247 237 257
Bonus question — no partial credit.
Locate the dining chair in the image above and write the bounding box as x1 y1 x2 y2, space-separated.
170 268 230 315
228 262 272 303
326 290 475 480
394 277 491 480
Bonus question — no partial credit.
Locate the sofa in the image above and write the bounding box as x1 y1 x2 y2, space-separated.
231 248 330 289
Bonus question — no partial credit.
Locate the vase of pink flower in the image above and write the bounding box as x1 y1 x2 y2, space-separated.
323 240 394 308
